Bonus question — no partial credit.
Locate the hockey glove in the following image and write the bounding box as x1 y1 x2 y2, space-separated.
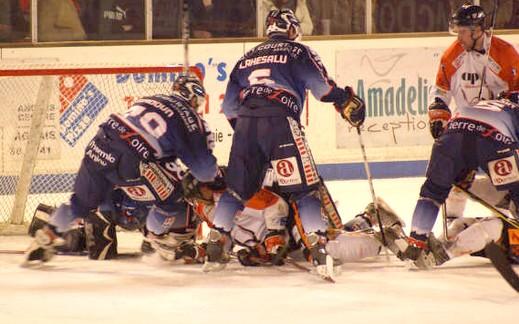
335 87 366 127
428 98 451 139
182 167 226 203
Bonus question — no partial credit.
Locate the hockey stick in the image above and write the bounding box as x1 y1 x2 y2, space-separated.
182 0 190 74
453 185 519 292
484 241 519 292
477 0 499 101
441 202 449 240
356 127 387 246
453 184 519 229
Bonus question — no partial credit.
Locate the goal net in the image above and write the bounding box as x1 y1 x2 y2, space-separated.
0 65 202 232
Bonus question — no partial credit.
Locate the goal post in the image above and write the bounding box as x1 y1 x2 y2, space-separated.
0 65 202 228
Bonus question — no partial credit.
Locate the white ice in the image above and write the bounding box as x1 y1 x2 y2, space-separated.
0 178 517 324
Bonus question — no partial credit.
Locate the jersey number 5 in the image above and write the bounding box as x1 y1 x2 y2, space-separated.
248 68 274 85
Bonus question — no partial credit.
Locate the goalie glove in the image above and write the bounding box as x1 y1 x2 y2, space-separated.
428 98 451 139
334 86 366 127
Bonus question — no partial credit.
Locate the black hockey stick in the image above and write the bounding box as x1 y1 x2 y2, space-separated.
485 241 519 292
454 185 519 292
356 127 387 246
453 185 519 229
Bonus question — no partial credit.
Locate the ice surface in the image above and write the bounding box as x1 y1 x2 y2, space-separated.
0 178 517 324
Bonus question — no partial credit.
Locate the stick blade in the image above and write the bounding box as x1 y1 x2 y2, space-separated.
485 242 519 293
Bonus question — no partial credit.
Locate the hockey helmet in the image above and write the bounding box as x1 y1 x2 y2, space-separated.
265 9 302 41
449 3 486 33
172 73 206 110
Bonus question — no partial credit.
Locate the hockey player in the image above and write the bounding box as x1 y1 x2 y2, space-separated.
405 91 519 267
202 9 365 277
428 3 519 220
25 74 223 263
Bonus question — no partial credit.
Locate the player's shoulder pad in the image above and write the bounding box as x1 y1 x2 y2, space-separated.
490 35 519 57
441 40 465 66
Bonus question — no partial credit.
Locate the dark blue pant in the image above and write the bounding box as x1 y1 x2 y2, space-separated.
411 131 519 236
215 116 328 235
422 132 519 203
226 116 319 200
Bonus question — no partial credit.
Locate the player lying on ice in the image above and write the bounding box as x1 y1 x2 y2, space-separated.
24 74 225 264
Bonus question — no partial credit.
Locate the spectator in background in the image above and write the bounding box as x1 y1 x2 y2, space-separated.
191 0 255 38
38 0 86 41
479 0 518 29
152 0 182 39
79 0 144 40
0 0 30 41
308 0 364 35
261 0 313 35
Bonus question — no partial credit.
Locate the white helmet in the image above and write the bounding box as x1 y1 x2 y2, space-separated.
172 73 206 110
265 9 302 41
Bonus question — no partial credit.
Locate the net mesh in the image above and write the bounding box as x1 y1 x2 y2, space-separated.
0 65 198 228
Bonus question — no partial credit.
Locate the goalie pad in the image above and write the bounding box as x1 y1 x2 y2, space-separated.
326 231 381 262
28 204 55 237
447 217 503 258
29 204 86 254
85 211 117 260
244 188 288 231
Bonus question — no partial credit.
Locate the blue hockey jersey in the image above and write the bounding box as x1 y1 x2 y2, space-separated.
103 94 218 182
223 36 349 121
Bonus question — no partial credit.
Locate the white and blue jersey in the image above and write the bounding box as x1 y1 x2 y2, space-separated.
106 94 217 182
223 36 349 122
447 99 519 144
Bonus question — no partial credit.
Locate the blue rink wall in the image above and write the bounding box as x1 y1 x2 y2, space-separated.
318 160 428 180
0 160 429 195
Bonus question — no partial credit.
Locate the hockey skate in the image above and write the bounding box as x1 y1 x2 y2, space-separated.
307 232 341 281
24 226 65 265
147 231 201 262
402 233 450 270
202 229 230 272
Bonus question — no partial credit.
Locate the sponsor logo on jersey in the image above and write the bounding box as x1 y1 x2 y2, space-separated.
452 52 466 69
85 140 117 167
447 118 515 145
276 159 295 177
120 185 155 202
140 162 175 201
241 85 302 116
106 115 154 160
59 75 108 147
272 157 302 186
461 72 480 85
488 155 519 186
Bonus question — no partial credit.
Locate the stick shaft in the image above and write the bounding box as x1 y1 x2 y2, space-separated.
356 127 387 246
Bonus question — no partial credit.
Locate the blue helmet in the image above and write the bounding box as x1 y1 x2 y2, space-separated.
265 9 302 40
